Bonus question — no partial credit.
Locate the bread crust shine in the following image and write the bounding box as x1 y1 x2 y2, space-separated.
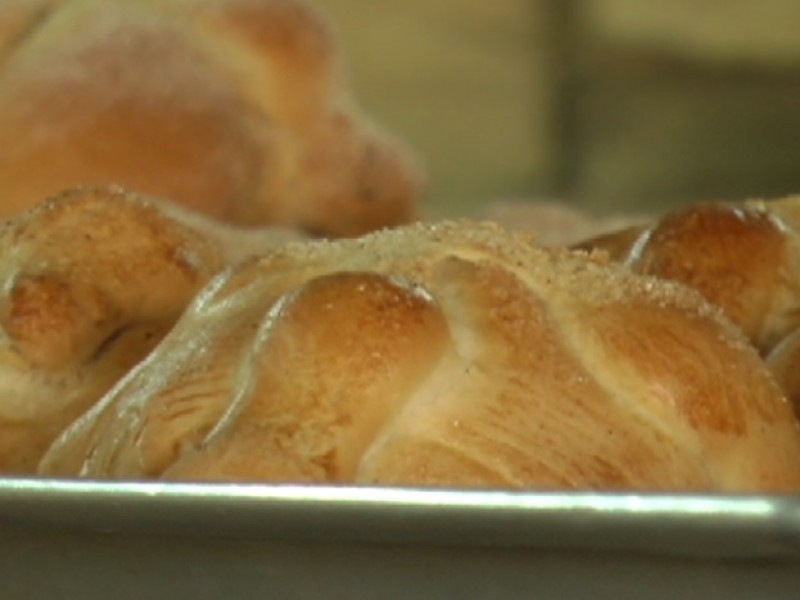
39 221 800 492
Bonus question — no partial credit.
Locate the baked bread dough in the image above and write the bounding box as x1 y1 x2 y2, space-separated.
574 197 800 355
0 0 424 236
0 185 295 472
40 221 800 492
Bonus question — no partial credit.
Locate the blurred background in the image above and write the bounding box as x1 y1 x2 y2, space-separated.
316 0 800 218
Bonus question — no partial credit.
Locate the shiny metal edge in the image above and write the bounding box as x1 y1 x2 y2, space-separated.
1 477 799 559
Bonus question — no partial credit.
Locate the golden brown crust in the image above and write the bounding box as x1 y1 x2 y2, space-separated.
631 204 788 347
0 185 294 472
573 198 800 354
40 220 800 492
0 0 423 236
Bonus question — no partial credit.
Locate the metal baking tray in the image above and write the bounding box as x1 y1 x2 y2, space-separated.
1 478 799 599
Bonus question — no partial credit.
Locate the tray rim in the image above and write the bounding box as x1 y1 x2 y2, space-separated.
2 477 799 559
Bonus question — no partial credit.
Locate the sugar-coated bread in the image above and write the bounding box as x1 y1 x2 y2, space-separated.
40 221 800 492
572 196 800 420
0 185 295 472
0 0 424 236
574 197 800 356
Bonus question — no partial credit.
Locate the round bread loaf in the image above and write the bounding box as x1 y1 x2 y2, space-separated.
39 221 800 492
0 0 423 236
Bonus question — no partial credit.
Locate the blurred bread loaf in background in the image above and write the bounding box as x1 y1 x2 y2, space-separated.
0 0 424 237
